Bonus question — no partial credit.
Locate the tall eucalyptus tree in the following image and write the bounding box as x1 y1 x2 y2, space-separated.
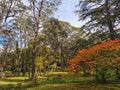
0 0 26 73
43 18 85 70
27 0 61 82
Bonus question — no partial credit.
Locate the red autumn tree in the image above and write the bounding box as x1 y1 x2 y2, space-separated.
68 40 120 72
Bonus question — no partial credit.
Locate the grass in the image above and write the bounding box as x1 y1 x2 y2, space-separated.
27 83 120 90
0 76 29 85
0 72 120 90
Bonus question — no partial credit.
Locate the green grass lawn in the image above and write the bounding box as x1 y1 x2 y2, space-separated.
27 83 120 90
0 72 120 90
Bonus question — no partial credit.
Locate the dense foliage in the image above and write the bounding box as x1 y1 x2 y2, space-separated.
76 0 120 40
69 40 120 82
0 0 120 87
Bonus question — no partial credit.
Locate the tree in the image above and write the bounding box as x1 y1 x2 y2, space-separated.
76 0 120 40
13 10 32 76
88 30 110 47
43 18 67 71
27 0 61 83
69 40 120 82
43 18 86 70
0 0 26 74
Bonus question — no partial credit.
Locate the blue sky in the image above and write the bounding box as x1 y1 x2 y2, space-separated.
54 0 82 27
22 0 82 27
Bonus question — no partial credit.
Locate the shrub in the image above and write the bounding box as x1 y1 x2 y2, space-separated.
45 75 65 84
4 71 13 77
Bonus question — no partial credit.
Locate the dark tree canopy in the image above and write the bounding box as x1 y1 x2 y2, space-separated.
76 0 120 40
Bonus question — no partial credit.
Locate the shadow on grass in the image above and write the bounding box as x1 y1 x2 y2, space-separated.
0 82 34 90
0 72 120 90
0 79 26 83
26 83 120 90
0 78 120 90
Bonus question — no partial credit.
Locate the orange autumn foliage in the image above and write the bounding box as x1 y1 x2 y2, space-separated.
68 40 120 71
114 57 120 61
68 58 82 71
113 57 120 64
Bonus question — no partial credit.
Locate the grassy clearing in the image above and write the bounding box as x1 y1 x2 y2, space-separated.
27 83 120 90
0 72 120 90
0 77 29 85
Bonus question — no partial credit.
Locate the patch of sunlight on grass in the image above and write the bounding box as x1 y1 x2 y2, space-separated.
38 76 46 79
42 84 65 87
6 76 28 80
0 80 28 85
48 72 68 75
0 81 17 85
0 76 30 86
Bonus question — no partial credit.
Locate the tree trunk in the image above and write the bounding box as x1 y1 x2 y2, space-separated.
31 57 37 86
105 0 116 40
31 59 36 81
18 30 22 76
28 68 31 80
107 17 116 40
60 42 64 71
22 31 27 76
101 73 107 83
115 68 120 79
48 52 50 71
22 60 26 76
31 34 38 85
30 0 44 85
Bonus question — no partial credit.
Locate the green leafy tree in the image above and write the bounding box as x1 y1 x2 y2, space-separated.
76 0 120 40
43 18 85 70
0 0 26 74
26 0 61 83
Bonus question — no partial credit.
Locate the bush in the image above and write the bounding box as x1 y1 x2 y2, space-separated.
7 84 15 89
45 75 65 84
0 72 5 78
46 78 65 84
94 62 113 83
4 71 13 77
